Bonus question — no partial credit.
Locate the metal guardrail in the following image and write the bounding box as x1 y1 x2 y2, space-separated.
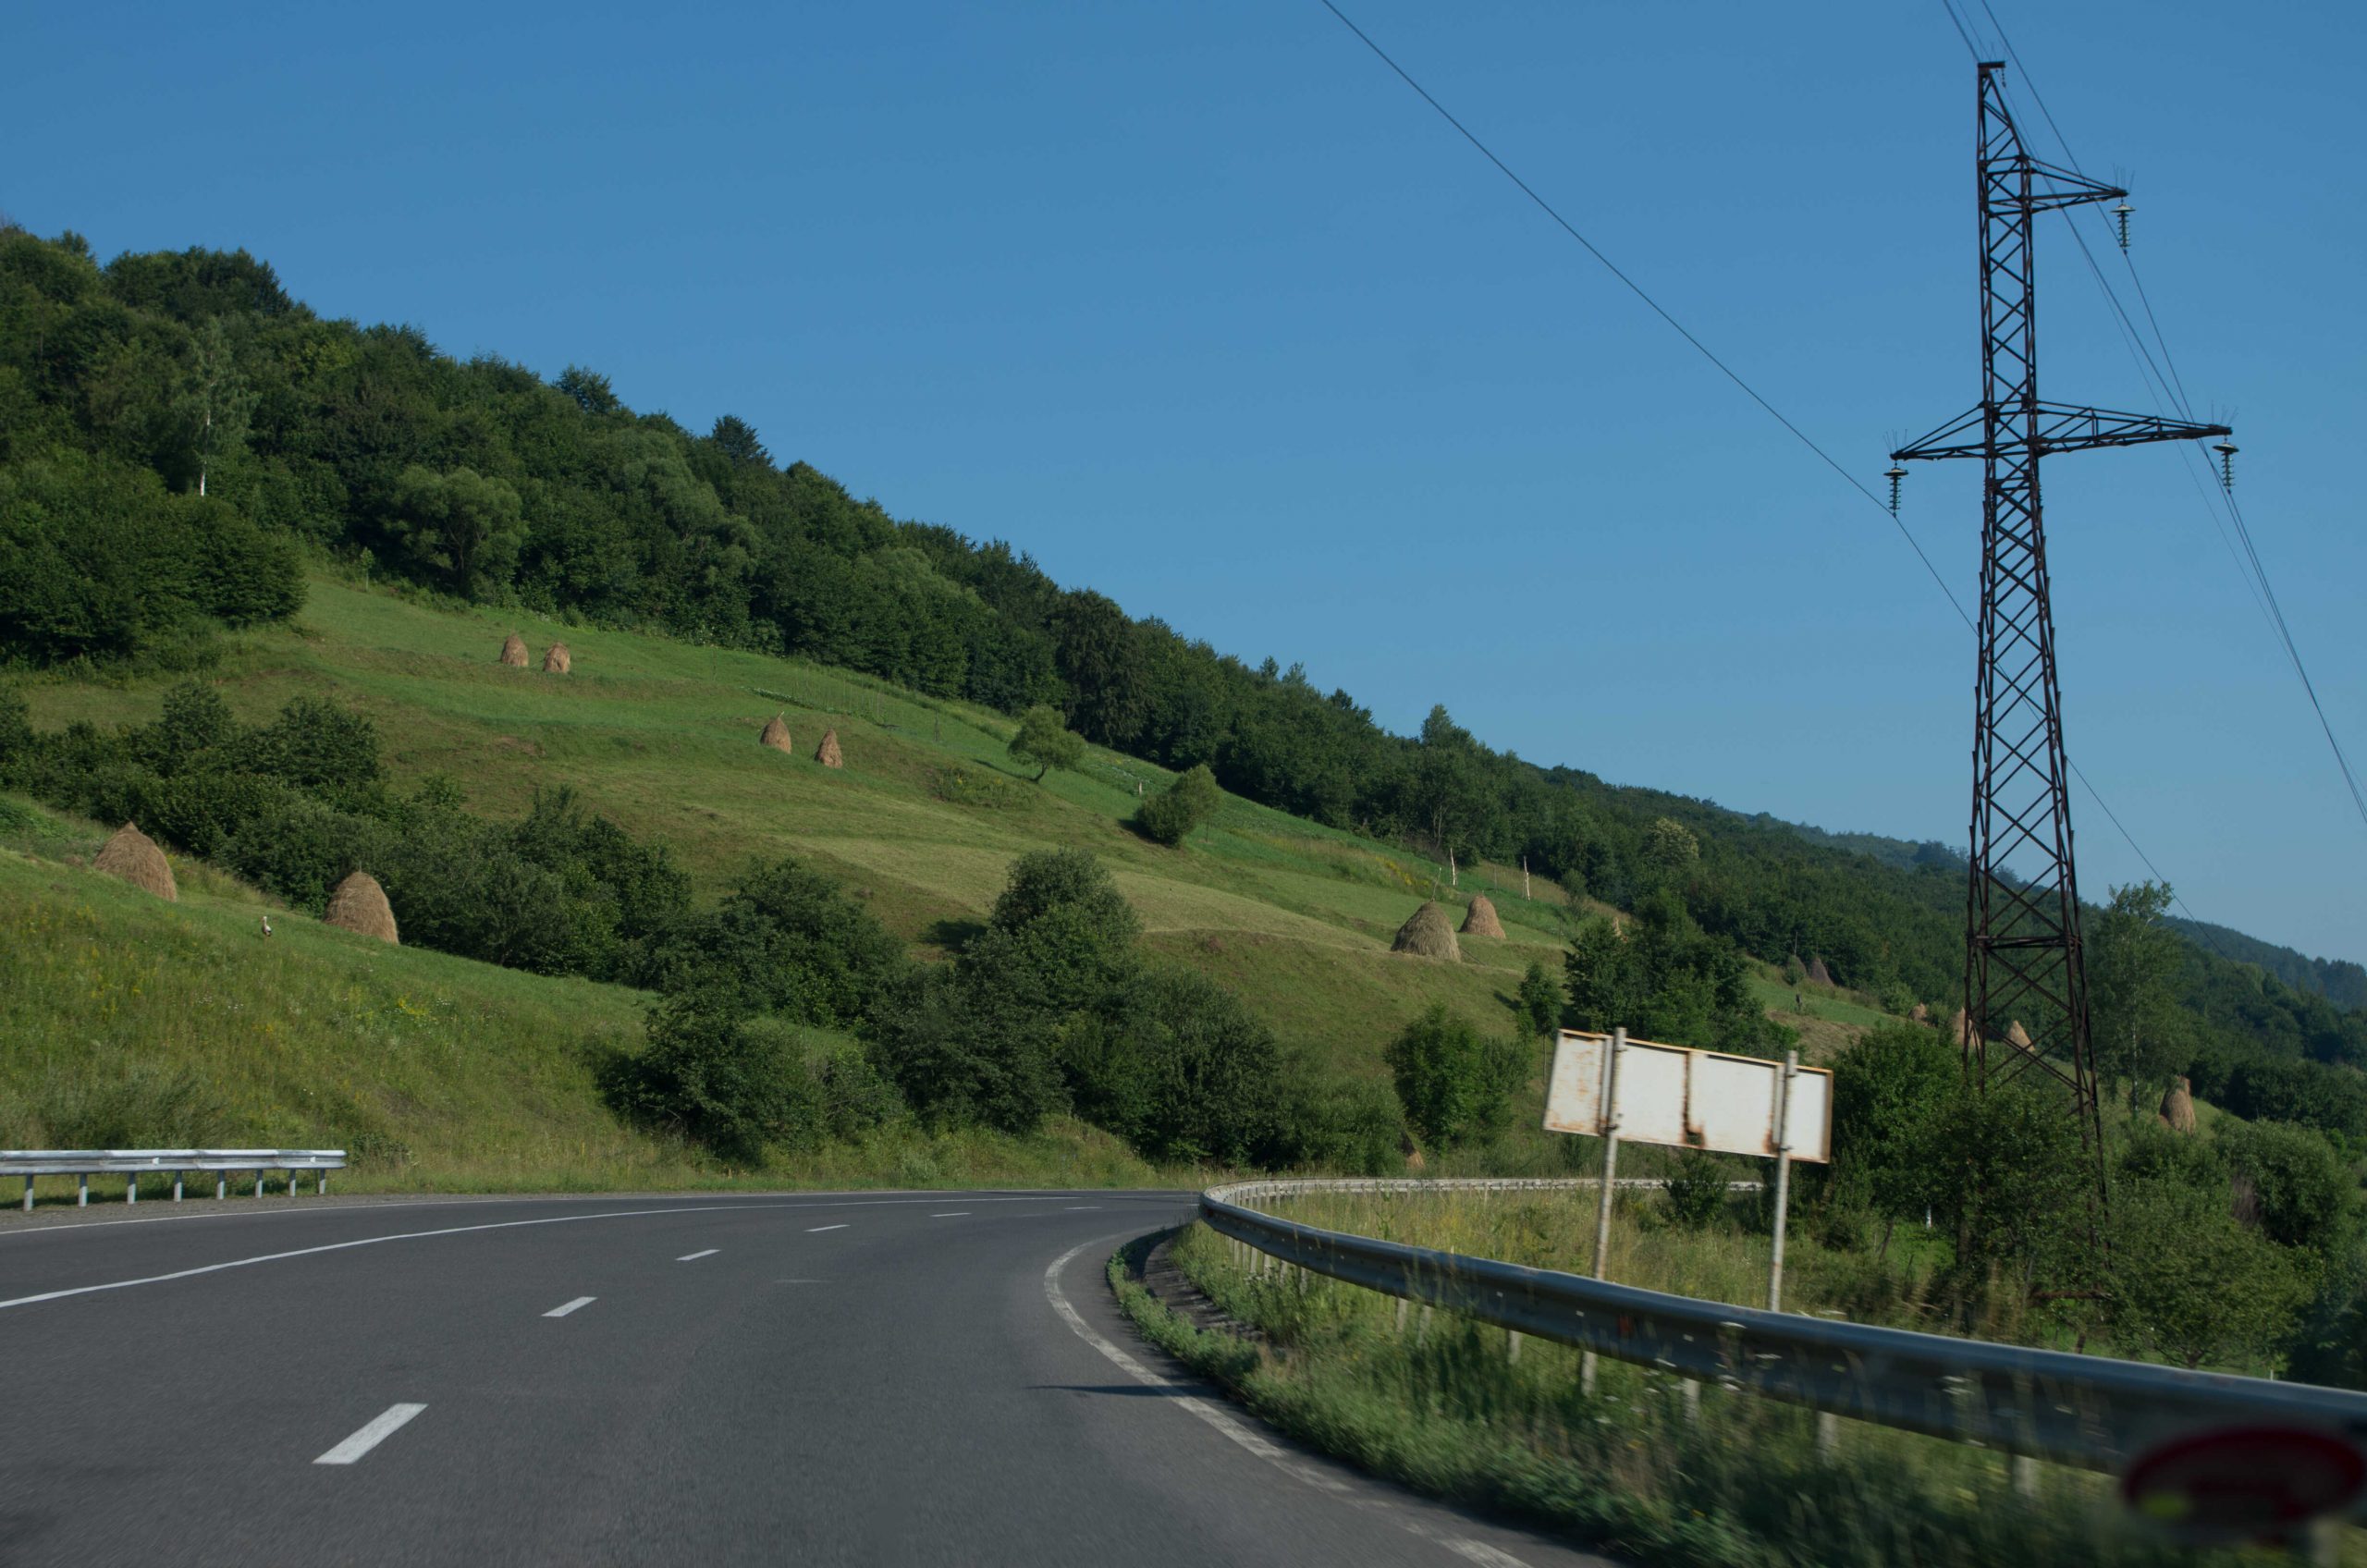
5 1149 348 1210
1202 1178 2367 1493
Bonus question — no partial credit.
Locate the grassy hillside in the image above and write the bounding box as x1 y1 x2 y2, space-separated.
0 792 1161 1195
7 572 1795 1190
15 573 1606 1074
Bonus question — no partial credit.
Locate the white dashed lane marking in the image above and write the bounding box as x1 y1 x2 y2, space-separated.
931 1212 970 1219
676 1249 718 1262
544 1296 595 1317
314 1403 425 1465
805 1224 849 1233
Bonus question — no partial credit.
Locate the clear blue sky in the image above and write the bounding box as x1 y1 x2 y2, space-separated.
6 1 2361 962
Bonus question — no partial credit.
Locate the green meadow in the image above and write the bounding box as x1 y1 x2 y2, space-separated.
6 572 1817 1191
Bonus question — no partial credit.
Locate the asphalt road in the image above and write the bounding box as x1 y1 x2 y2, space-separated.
0 1192 1608 1566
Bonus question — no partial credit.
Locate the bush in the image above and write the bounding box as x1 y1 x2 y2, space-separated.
1134 763 1220 847
641 855 903 1027
2108 1175 2310 1370
1384 1003 1527 1149
1063 964 1287 1165
603 997 819 1163
2216 1119 2352 1256
1662 1150 1731 1230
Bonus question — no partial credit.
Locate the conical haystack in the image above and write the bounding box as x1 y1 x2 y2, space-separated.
498 631 528 668
2159 1075 2198 1133
1951 1009 1974 1048
1392 900 1460 962
94 823 176 902
759 714 793 753
2006 1019 2033 1050
1460 894 1504 937
1806 954 1834 987
1910 1002 1931 1023
324 871 399 944
815 729 844 769
542 642 570 674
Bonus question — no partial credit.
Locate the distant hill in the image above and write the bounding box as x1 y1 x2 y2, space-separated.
2172 917 2367 1011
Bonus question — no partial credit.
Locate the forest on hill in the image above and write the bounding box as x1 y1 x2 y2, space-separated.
3 223 2363 1141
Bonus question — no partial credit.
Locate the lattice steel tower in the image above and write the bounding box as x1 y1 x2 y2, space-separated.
1893 63 2228 1164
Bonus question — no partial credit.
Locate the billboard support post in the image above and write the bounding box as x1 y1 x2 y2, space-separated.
1768 1049 1798 1313
1582 1026 1625 1396
1590 1026 1625 1282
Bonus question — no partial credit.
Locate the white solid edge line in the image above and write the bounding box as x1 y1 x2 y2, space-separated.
676 1248 719 1261
544 1296 595 1317
1041 1239 1536 1568
0 1195 1155 1313
314 1403 425 1465
805 1223 849 1232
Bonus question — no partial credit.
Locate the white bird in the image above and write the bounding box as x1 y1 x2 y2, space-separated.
261 915 273 937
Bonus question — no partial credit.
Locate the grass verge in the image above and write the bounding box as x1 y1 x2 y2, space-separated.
1113 1223 2324 1568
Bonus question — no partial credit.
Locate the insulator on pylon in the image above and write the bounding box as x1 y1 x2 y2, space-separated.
1884 464 1907 517
2113 201 2133 251
2213 438 2238 488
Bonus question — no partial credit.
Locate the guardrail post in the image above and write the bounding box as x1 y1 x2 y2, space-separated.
319 1170 329 1196
126 1174 137 1206
21 1176 31 1212
172 1171 182 1202
2011 1453 2037 1499
215 1173 227 1200
1817 1411 1839 1459
78 1173 88 1207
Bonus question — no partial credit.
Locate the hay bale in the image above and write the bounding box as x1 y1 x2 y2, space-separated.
815 729 844 769
93 823 176 902
2005 1019 2033 1051
1909 1002 1930 1024
324 871 399 944
759 714 793 753
2159 1075 2198 1133
1391 901 1460 962
499 631 528 668
542 642 571 674
1460 894 1504 937
1806 954 1834 987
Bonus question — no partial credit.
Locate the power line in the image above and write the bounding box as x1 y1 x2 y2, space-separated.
1310 0 1973 627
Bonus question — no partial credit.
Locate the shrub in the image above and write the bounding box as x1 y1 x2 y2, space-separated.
1134 763 1221 846
2216 1120 2352 1255
604 997 817 1163
1384 1002 1527 1149
1515 959 1563 1038
1064 964 1287 1165
641 855 903 1027
1662 1150 1732 1230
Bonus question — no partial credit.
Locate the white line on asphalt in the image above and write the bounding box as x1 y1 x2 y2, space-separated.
313 1403 425 1465
1042 1240 1539 1568
1066 1206 1103 1210
805 1224 848 1232
0 1194 1182 1312
931 1212 970 1218
544 1296 595 1317
676 1249 718 1261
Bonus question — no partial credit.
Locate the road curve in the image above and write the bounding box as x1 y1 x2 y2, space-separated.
0 1192 1607 1566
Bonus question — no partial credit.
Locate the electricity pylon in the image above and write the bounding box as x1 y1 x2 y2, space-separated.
1893 63 2229 1198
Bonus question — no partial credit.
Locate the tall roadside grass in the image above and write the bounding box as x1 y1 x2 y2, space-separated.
1123 1221 2337 1568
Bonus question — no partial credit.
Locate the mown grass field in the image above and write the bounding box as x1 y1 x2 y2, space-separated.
2 572 1905 1193
13 574 1597 1069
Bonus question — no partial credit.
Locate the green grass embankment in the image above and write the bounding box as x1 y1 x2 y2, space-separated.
1116 1226 2321 1568
0 814 1155 1196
